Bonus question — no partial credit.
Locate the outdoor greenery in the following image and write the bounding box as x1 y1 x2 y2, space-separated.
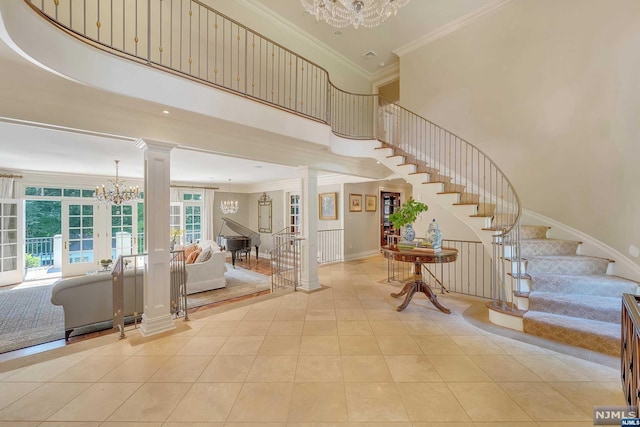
25 200 61 238
388 198 429 228
25 253 40 268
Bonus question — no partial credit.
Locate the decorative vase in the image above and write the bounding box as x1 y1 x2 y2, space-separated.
402 223 416 242
425 219 442 250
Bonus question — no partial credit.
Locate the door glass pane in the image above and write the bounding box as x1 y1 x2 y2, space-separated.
112 204 135 258
68 203 94 264
0 202 19 273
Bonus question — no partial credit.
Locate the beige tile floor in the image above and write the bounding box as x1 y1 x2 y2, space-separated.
0 256 625 426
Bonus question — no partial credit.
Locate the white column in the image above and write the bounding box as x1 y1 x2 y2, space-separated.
136 138 177 337
299 167 320 291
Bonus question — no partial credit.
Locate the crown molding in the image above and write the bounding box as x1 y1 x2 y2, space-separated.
238 0 373 81
393 0 513 57
371 64 400 89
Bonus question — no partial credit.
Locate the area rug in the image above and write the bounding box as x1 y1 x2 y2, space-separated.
186 265 271 309
0 283 64 354
0 264 271 354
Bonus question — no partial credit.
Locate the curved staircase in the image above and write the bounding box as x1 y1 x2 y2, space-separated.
371 140 639 355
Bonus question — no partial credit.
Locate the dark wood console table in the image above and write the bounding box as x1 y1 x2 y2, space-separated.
381 246 458 313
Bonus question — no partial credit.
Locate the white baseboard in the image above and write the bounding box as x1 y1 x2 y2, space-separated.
344 249 380 262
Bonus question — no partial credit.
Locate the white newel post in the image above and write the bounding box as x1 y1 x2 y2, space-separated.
136 138 177 337
299 167 321 291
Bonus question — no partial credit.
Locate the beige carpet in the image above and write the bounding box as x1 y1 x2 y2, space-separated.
186 266 271 309
0 265 270 354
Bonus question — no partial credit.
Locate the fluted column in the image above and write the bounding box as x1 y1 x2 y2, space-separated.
136 138 177 337
299 166 320 291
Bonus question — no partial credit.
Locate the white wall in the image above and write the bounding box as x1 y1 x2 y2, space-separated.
400 0 640 268
248 190 285 255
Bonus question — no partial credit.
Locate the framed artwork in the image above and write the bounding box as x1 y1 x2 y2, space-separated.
365 194 377 212
319 192 337 220
349 193 362 212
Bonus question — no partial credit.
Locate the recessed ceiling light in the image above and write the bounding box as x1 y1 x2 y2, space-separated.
376 161 380 164
255 165 263 168
379 62 385 67
334 31 342 36
162 110 170 115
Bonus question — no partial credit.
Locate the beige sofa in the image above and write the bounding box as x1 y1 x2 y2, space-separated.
50 269 144 340
184 239 227 294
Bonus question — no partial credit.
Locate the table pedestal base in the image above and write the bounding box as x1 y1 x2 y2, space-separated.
391 280 451 314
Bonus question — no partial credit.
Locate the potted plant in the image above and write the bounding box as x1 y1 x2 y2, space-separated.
100 258 113 270
388 198 428 242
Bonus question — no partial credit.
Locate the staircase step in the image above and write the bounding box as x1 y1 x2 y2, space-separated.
442 183 465 193
528 273 639 296
427 174 452 183
456 202 496 216
525 255 611 275
520 225 550 240
523 311 619 355
459 193 480 204
520 239 580 257
528 292 622 323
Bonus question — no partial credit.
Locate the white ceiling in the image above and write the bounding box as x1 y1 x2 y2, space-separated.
249 0 499 75
0 0 504 187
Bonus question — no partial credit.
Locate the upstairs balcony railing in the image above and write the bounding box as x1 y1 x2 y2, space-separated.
26 0 522 307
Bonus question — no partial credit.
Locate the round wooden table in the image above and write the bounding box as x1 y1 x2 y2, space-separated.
381 246 458 313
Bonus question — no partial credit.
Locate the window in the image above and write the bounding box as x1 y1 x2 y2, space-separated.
289 193 301 235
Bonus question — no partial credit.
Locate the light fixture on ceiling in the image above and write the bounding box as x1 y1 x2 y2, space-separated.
300 0 410 29
95 160 140 205
220 179 239 214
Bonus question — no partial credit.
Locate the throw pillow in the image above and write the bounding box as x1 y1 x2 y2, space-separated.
183 243 198 260
186 247 202 264
196 248 212 263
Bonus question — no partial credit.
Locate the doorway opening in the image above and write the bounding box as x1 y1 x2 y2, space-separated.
380 191 401 246
24 200 62 281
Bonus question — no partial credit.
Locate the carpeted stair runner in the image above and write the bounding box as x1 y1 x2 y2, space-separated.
517 225 639 356
524 311 621 355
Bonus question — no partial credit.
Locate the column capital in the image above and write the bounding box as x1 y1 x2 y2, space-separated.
135 138 179 152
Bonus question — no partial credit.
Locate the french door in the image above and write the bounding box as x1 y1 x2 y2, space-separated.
0 199 22 286
62 201 106 276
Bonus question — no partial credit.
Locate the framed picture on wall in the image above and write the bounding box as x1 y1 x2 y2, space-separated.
349 193 362 212
365 194 377 212
319 192 337 220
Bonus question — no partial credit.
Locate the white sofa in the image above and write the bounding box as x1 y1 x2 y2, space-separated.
51 269 144 340
184 239 227 294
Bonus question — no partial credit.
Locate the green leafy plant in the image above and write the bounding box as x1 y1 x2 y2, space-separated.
388 198 428 228
25 253 40 268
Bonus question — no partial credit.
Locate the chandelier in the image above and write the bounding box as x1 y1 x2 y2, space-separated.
220 179 239 214
300 0 410 29
95 160 140 205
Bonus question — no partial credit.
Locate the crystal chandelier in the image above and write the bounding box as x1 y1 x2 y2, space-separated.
94 160 140 205
220 179 239 214
300 0 410 29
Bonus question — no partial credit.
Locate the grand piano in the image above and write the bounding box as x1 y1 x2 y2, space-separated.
217 217 261 268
